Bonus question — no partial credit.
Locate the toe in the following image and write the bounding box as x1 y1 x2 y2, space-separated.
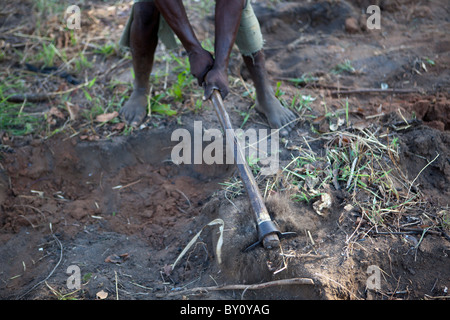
279 127 289 137
119 100 147 126
281 113 296 131
131 112 146 127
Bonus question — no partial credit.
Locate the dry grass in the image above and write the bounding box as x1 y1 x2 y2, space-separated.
219 110 448 254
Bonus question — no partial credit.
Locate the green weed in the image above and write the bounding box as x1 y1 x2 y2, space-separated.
275 81 285 98
332 59 356 74
284 73 319 86
94 43 118 59
150 92 177 116
0 74 45 136
290 94 315 113
74 52 92 72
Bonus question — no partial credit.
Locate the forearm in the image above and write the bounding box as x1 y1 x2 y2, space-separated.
154 0 202 53
213 0 245 70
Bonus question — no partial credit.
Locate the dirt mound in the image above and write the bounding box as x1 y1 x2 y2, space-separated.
398 126 450 204
203 184 450 300
3 122 448 300
409 95 450 131
0 127 233 299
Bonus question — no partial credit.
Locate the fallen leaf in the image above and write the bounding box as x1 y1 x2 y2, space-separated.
344 204 354 212
105 254 121 263
111 122 125 131
329 123 338 131
105 253 129 264
65 101 80 121
95 111 119 123
119 252 130 261
313 193 332 216
80 134 100 141
163 264 173 276
96 290 108 300
353 121 370 130
47 106 65 119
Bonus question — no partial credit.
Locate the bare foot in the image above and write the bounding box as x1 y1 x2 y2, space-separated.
119 88 148 127
255 93 297 137
242 51 297 137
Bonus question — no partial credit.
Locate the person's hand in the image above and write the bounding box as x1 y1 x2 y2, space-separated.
202 66 229 101
188 49 214 86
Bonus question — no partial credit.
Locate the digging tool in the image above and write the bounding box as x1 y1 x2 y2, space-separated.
209 90 295 251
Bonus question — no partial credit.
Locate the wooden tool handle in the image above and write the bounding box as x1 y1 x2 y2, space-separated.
210 90 280 249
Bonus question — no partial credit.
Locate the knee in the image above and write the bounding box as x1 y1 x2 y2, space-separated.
133 2 159 27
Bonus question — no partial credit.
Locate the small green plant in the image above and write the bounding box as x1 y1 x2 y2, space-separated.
285 73 319 86
169 71 189 101
390 136 399 152
332 59 356 74
93 43 117 58
166 53 199 102
194 98 203 112
274 81 285 98
34 0 67 18
282 151 332 203
246 154 261 176
343 97 349 126
0 75 45 136
290 94 315 113
423 57 435 67
74 52 92 72
239 104 255 128
36 42 57 67
82 272 93 283
219 176 244 200
150 92 177 116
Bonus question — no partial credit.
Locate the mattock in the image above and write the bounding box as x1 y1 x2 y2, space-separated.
209 90 296 251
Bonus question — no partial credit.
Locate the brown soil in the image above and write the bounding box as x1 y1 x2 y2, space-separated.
1 0 449 301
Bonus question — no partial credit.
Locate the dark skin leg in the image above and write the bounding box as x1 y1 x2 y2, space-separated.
243 50 297 137
152 0 292 140
121 1 296 136
155 0 239 99
154 0 214 86
119 2 160 127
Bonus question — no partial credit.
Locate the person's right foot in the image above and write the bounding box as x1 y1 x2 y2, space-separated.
119 88 148 127
242 51 298 137
255 92 297 137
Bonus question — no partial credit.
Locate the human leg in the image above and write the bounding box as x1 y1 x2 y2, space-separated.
120 1 160 126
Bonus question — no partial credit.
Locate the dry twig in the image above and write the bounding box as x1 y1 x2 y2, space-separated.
166 277 314 297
